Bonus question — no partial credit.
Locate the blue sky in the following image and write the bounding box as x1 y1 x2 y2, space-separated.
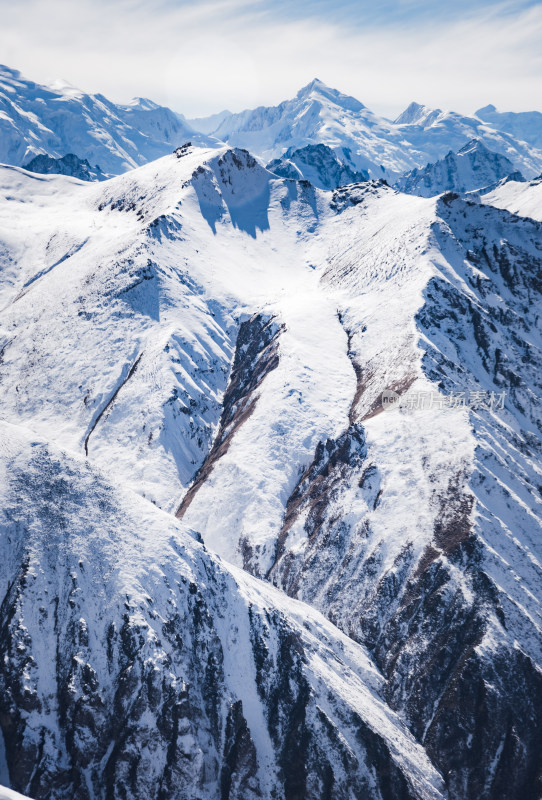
1 0 541 117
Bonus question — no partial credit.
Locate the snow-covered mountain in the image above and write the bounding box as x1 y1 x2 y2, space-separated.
393 101 542 178
0 65 209 175
1 420 446 800
1 141 542 800
191 79 542 179
395 139 523 197
184 109 234 135
476 104 542 151
23 153 106 181
482 173 542 220
266 143 368 189
192 79 405 179
3 64 542 187
394 102 442 127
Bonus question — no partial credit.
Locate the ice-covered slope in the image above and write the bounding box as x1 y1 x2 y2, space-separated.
266 143 369 189
483 174 542 220
1 144 542 799
0 65 207 175
395 139 522 196
192 79 542 179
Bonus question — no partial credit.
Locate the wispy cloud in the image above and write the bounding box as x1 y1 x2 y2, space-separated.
1 0 540 118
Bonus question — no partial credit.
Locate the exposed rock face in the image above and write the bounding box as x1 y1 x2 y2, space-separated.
177 313 284 526
267 191 542 799
23 153 105 181
0 423 446 800
1 144 542 800
267 144 368 190
395 139 523 196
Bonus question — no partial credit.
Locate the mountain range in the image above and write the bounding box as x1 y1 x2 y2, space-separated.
395 139 524 197
0 65 208 176
1 66 542 800
190 78 542 179
3 66 542 185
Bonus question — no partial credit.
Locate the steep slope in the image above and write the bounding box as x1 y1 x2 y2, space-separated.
270 189 542 800
192 79 542 178
206 78 408 179
483 174 542 220
394 103 442 127
0 147 335 512
266 143 368 189
173 180 542 798
0 65 207 174
395 139 522 196
0 421 446 800
1 144 542 800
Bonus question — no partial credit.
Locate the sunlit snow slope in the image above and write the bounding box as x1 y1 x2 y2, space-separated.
483 174 542 221
1 143 541 800
196 80 542 179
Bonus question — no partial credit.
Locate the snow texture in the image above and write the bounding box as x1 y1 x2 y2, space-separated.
1 134 542 800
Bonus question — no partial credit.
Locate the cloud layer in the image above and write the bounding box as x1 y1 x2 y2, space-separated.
1 0 541 118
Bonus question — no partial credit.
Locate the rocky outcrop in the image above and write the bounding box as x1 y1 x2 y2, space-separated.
1 144 542 800
267 192 542 799
267 144 368 190
177 313 284 524
23 153 105 182
395 139 523 197
0 423 446 800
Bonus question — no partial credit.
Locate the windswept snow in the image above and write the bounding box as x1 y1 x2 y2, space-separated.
483 174 542 221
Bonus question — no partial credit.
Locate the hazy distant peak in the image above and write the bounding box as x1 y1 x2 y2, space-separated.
394 101 442 126
295 78 365 112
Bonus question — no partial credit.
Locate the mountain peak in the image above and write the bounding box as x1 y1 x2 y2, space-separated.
0 64 24 90
295 79 365 112
126 97 161 111
394 101 441 125
397 137 519 196
476 104 497 117
394 101 424 123
47 77 84 96
457 138 489 155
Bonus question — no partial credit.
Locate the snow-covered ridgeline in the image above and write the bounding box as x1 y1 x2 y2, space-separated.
0 143 542 799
